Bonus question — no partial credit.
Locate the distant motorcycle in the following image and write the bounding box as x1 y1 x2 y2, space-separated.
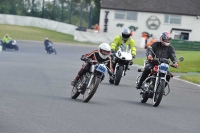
1 40 19 51
47 42 57 55
109 45 133 85
136 46 184 107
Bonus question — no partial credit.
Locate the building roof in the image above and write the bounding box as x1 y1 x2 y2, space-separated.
101 0 200 16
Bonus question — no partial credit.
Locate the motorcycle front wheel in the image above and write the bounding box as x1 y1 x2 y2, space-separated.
114 65 123 85
152 79 165 107
83 77 101 103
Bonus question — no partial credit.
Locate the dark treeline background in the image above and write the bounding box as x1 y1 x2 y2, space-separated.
0 0 100 28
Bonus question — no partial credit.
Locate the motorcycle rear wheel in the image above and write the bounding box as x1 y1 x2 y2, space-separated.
152 79 165 107
140 91 149 103
14 45 19 51
71 86 80 99
83 77 100 103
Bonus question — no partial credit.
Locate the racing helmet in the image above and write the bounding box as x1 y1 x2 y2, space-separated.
160 31 172 46
122 28 131 40
98 43 111 59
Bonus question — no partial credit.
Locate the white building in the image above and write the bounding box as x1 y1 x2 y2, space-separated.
99 0 200 46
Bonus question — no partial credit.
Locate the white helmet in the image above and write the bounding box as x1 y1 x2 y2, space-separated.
98 43 111 59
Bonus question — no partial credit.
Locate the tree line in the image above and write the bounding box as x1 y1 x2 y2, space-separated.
0 0 100 28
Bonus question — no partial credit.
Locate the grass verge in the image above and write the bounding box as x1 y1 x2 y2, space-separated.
180 75 200 84
0 24 96 45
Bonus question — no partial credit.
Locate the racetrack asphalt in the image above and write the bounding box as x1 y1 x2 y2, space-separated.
0 40 200 133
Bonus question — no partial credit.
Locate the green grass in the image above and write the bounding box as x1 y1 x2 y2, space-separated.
180 75 200 84
0 24 95 44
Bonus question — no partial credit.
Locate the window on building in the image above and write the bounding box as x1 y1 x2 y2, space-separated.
180 32 189 40
115 11 138 21
164 14 181 24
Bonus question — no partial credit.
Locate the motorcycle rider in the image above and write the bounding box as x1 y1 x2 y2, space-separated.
2 34 12 48
71 43 113 86
110 28 136 64
44 38 53 53
110 28 136 57
136 31 178 89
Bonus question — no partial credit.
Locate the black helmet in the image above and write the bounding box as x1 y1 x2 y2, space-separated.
122 28 131 40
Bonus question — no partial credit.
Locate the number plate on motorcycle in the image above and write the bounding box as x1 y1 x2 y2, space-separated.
159 63 169 73
96 64 107 74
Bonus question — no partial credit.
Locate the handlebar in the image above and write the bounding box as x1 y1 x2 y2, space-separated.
149 58 178 68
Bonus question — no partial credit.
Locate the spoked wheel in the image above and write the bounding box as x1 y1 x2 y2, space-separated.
114 66 123 85
71 86 80 99
83 77 101 103
140 90 149 103
152 79 165 107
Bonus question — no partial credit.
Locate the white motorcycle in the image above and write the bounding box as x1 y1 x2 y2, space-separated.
1 40 19 51
109 45 133 85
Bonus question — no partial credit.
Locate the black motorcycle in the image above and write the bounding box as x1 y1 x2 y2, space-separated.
136 47 184 107
71 59 111 102
47 42 57 55
1 40 19 51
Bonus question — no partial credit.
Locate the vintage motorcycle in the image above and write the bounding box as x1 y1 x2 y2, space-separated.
71 59 111 102
136 47 184 107
109 45 133 85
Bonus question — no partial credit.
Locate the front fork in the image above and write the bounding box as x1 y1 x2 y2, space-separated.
153 72 167 92
87 74 94 88
114 63 125 77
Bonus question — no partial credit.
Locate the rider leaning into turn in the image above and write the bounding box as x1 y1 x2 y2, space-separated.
2 34 12 47
136 31 179 89
44 38 53 53
110 28 137 61
71 43 114 86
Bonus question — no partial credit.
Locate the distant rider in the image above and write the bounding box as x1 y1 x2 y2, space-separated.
71 43 113 86
136 31 178 89
44 38 53 53
2 34 12 48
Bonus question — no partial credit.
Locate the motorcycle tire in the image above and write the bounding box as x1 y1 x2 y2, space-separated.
14 45 19 51
83 77 100 103
152 79 165 107
54 49 57 55
109 76 114 84
114 66 123 85
71 86 81 99
140 91 149 103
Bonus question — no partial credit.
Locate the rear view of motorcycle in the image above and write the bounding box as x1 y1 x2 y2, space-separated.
109 45 133 85
47 42 57 55
71 59 108 102
136 47 184 107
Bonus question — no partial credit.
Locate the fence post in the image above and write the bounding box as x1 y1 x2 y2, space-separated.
69 1 72 24
42 0 44 18
52 0 56 20
79 3 83 27
88 6 93 29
